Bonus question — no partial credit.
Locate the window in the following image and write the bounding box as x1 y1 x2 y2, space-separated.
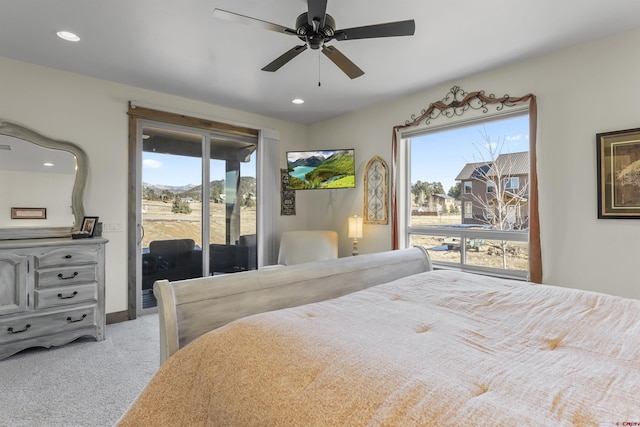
504 177 519 190
405 113 530 279
464 201 473 219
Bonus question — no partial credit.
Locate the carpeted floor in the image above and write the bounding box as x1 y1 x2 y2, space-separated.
0 314 159 427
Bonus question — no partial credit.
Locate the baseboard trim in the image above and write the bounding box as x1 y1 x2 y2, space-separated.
106 310 131 324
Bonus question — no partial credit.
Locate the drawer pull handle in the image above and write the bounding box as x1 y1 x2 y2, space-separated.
58 272 79 280
7 324 31 334
64 255 73 259
58 291 79 300
67 314 87 323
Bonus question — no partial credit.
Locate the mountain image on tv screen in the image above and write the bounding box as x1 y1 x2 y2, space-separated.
286 149 355 189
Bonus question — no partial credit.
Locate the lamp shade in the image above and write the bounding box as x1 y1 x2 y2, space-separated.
348 215 363 239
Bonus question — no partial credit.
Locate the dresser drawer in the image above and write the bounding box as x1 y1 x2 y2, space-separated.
35 247 98 268
0 305 97 344
35 264 97 288
34 283 98 310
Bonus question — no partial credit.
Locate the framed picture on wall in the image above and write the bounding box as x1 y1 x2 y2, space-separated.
596 128 640 218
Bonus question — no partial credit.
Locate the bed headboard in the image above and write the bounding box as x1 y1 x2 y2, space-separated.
154 246 432 364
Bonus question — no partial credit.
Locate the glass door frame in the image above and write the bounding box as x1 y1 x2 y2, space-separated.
137 120 211 315
127 103 279 319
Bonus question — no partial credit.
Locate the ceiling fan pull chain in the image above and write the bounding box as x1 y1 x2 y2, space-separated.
318 51 322 87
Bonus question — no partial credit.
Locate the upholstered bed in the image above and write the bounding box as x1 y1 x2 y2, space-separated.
118 248 640 426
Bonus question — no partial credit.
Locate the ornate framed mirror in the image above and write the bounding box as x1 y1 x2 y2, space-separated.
0 120 88 239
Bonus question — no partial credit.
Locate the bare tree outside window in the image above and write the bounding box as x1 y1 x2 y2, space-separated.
470 129 529 268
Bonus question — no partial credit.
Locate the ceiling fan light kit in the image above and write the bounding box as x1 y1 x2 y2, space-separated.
213 0 415 79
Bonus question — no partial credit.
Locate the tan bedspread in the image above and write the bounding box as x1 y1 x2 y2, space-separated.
118 270 640 426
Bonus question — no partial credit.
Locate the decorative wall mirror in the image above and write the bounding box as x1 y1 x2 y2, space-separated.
0 120 88 240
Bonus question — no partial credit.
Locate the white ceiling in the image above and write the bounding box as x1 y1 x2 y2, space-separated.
1 0 640 124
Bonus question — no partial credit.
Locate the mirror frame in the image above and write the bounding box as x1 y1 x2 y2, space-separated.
0 120 88 240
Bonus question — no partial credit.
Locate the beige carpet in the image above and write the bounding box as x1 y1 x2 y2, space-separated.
0 314 159 427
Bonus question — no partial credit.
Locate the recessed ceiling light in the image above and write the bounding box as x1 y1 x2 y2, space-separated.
43 162 54 167
56 31 80 42
291 98 304 105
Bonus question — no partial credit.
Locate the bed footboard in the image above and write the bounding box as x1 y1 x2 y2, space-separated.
154 246 432 364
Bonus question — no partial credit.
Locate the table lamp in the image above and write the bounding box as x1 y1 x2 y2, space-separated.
347 215 363 256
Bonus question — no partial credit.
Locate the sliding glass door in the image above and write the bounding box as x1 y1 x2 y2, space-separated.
207 135 257 275
137 122 257 312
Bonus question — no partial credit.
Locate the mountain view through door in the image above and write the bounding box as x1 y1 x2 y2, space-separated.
140 125 257 310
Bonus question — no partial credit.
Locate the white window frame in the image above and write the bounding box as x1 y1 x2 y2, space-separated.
464 201 473 219
504 177 519 191
486 181 495 193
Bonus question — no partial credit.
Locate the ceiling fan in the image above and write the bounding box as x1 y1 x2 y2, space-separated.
213 0 415 79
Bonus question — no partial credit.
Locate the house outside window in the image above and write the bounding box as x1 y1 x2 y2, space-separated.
405 113 530 280
457 152 529 227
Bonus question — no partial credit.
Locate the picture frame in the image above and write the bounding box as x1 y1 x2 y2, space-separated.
596 128 640 219
363 156 388 224
11 207 47 220
81 216 100 236
280 168 296 215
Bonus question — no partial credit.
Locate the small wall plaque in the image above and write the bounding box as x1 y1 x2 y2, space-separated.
281 169 296 216
11 207 47 220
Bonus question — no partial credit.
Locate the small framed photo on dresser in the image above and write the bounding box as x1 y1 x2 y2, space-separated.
81 216 100 236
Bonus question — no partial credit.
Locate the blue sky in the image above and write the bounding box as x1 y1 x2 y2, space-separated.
142 114 528 188
410 114 529 191
143 154 256 186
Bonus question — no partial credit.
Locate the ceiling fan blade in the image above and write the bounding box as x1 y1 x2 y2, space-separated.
321 45 364 79
262 45 308 72
334 20 415 41
213 9 296 35
307 0 328 29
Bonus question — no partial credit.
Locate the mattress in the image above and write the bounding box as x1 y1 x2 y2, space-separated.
117 270 640 426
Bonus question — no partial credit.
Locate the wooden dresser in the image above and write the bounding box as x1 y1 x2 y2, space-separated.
0 237 107 360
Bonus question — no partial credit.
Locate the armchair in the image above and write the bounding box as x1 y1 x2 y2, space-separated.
277 230 338 266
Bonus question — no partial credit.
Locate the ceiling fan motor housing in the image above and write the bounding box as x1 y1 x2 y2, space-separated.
296 12 335 49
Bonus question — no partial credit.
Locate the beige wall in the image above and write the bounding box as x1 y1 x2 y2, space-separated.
307 28 640 299
2 25 639 312
0 57 308 314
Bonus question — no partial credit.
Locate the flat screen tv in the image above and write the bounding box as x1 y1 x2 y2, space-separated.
286 149 355 190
